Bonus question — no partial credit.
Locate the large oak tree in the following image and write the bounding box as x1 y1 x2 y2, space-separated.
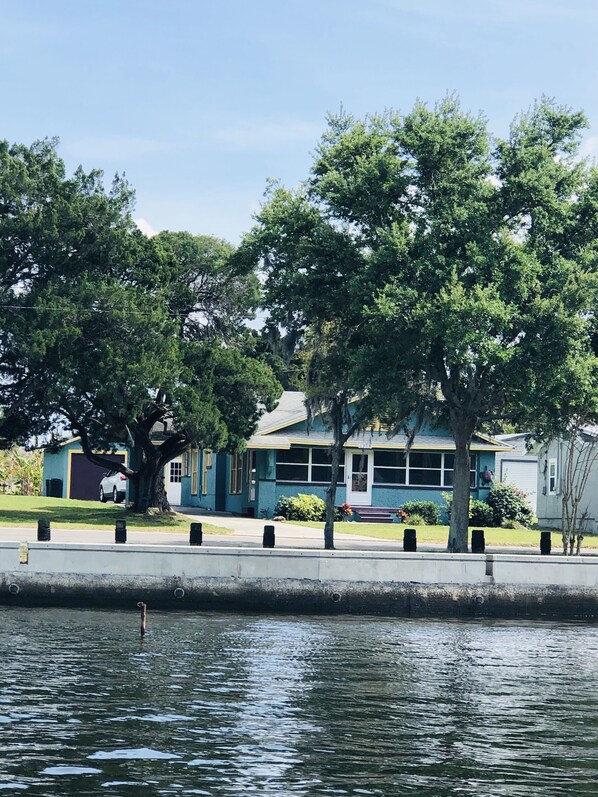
0 140 280 511
239 97 598 551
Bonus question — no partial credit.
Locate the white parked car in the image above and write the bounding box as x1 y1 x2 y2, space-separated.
99 470 127 503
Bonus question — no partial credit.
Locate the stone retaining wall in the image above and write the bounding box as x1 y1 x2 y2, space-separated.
1 541 597 619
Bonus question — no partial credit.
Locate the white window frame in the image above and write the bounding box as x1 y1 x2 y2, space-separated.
230 452 243 494
275 447 345 484
548 458 558 495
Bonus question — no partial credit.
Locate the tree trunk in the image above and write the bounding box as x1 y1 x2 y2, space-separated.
324 443 343 550
128 453 172 512
447 422 474 553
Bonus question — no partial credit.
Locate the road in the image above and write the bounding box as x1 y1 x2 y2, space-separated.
0 509 575 555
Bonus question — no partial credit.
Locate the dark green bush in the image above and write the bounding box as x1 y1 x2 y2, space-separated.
469 499 495 527
444 493 495 527
487 482 534 527
401 500 441 525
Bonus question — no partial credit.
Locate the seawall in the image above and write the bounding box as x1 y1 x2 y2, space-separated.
2 540 598 619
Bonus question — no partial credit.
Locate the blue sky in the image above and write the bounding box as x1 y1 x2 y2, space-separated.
2 0 598 242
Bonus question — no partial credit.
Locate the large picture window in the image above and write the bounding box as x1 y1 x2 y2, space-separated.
276 448 345 484
373 451 477 488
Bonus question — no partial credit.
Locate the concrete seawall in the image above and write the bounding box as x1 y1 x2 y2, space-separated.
2 541 598 619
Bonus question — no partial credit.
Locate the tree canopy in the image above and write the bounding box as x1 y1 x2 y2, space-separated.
238 96 598 551
0 139 280 511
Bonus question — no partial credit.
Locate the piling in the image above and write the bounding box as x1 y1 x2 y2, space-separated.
189 522 203 546
37 519 51 542
403 528 417 552
263 525 275 548
115 519 127 544
137 601 147 637
471 529 485 554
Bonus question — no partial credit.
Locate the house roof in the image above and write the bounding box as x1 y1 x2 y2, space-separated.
249 392 511 452
256 391 308 434
247 428 511 451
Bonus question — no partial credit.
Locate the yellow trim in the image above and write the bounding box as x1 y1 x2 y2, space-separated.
66 448 128 499
190 449 198 495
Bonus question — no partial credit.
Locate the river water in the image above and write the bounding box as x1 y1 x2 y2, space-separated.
1 607 598 796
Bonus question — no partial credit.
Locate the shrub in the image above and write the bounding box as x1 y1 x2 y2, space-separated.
443 493 495 527
501 518 528 530
275 493 326 521
487 481 534 527
401 500 440 525
469 499 495 527
405 513 426 526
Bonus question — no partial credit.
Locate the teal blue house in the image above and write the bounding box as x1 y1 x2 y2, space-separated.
42 438 128 501
179 392 510 519
43 392 509 514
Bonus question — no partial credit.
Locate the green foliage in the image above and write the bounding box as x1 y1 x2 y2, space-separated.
469 499 495 527
0 448 42 495
501 518 529 530
401 500 441 525
487 482 534 527
275 493 326 521
443 493 495 527
405 513 426 526
241 96 598 552
0 140 281 511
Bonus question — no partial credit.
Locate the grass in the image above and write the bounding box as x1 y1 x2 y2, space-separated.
292 520 582 548
0 495 231 534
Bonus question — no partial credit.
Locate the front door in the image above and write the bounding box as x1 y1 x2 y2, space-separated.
166 458 182 505
345 450 373 506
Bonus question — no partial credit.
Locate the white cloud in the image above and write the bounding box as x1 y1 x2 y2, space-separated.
134 218 159 238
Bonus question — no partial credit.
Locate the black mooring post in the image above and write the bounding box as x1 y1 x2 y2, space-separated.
37 518 51 542
189 522 203 546
263 524 275 548
403 527 417 552
471 529 485 554
115 519 127 544
540 531 551 555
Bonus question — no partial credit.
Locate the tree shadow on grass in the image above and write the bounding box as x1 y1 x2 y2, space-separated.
0 503 187 528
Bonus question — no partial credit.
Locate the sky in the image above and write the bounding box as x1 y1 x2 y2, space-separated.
2 0 598 243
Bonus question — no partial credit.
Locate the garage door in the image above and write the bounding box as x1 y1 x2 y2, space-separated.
499 459 538 514
70 452 126 501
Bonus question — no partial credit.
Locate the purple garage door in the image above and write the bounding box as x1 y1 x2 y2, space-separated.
69 452 126 501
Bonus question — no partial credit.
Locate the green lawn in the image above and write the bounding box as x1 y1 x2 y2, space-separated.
0 495 230 534
294 520 579 548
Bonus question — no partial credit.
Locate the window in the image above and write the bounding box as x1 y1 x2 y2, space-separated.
247 451 256 502
183 451 190 477
190 449 198 495
373 451 406 485
169 460 182 484
275 448 345 483
230 452 243 494
548 459 557 494
442 454 477 488
201 451 210 495
373 451 477 488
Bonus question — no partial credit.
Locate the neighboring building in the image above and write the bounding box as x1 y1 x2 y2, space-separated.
42 438 182 505
180 392 511 520
494 433 538 514
536 428 598 534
